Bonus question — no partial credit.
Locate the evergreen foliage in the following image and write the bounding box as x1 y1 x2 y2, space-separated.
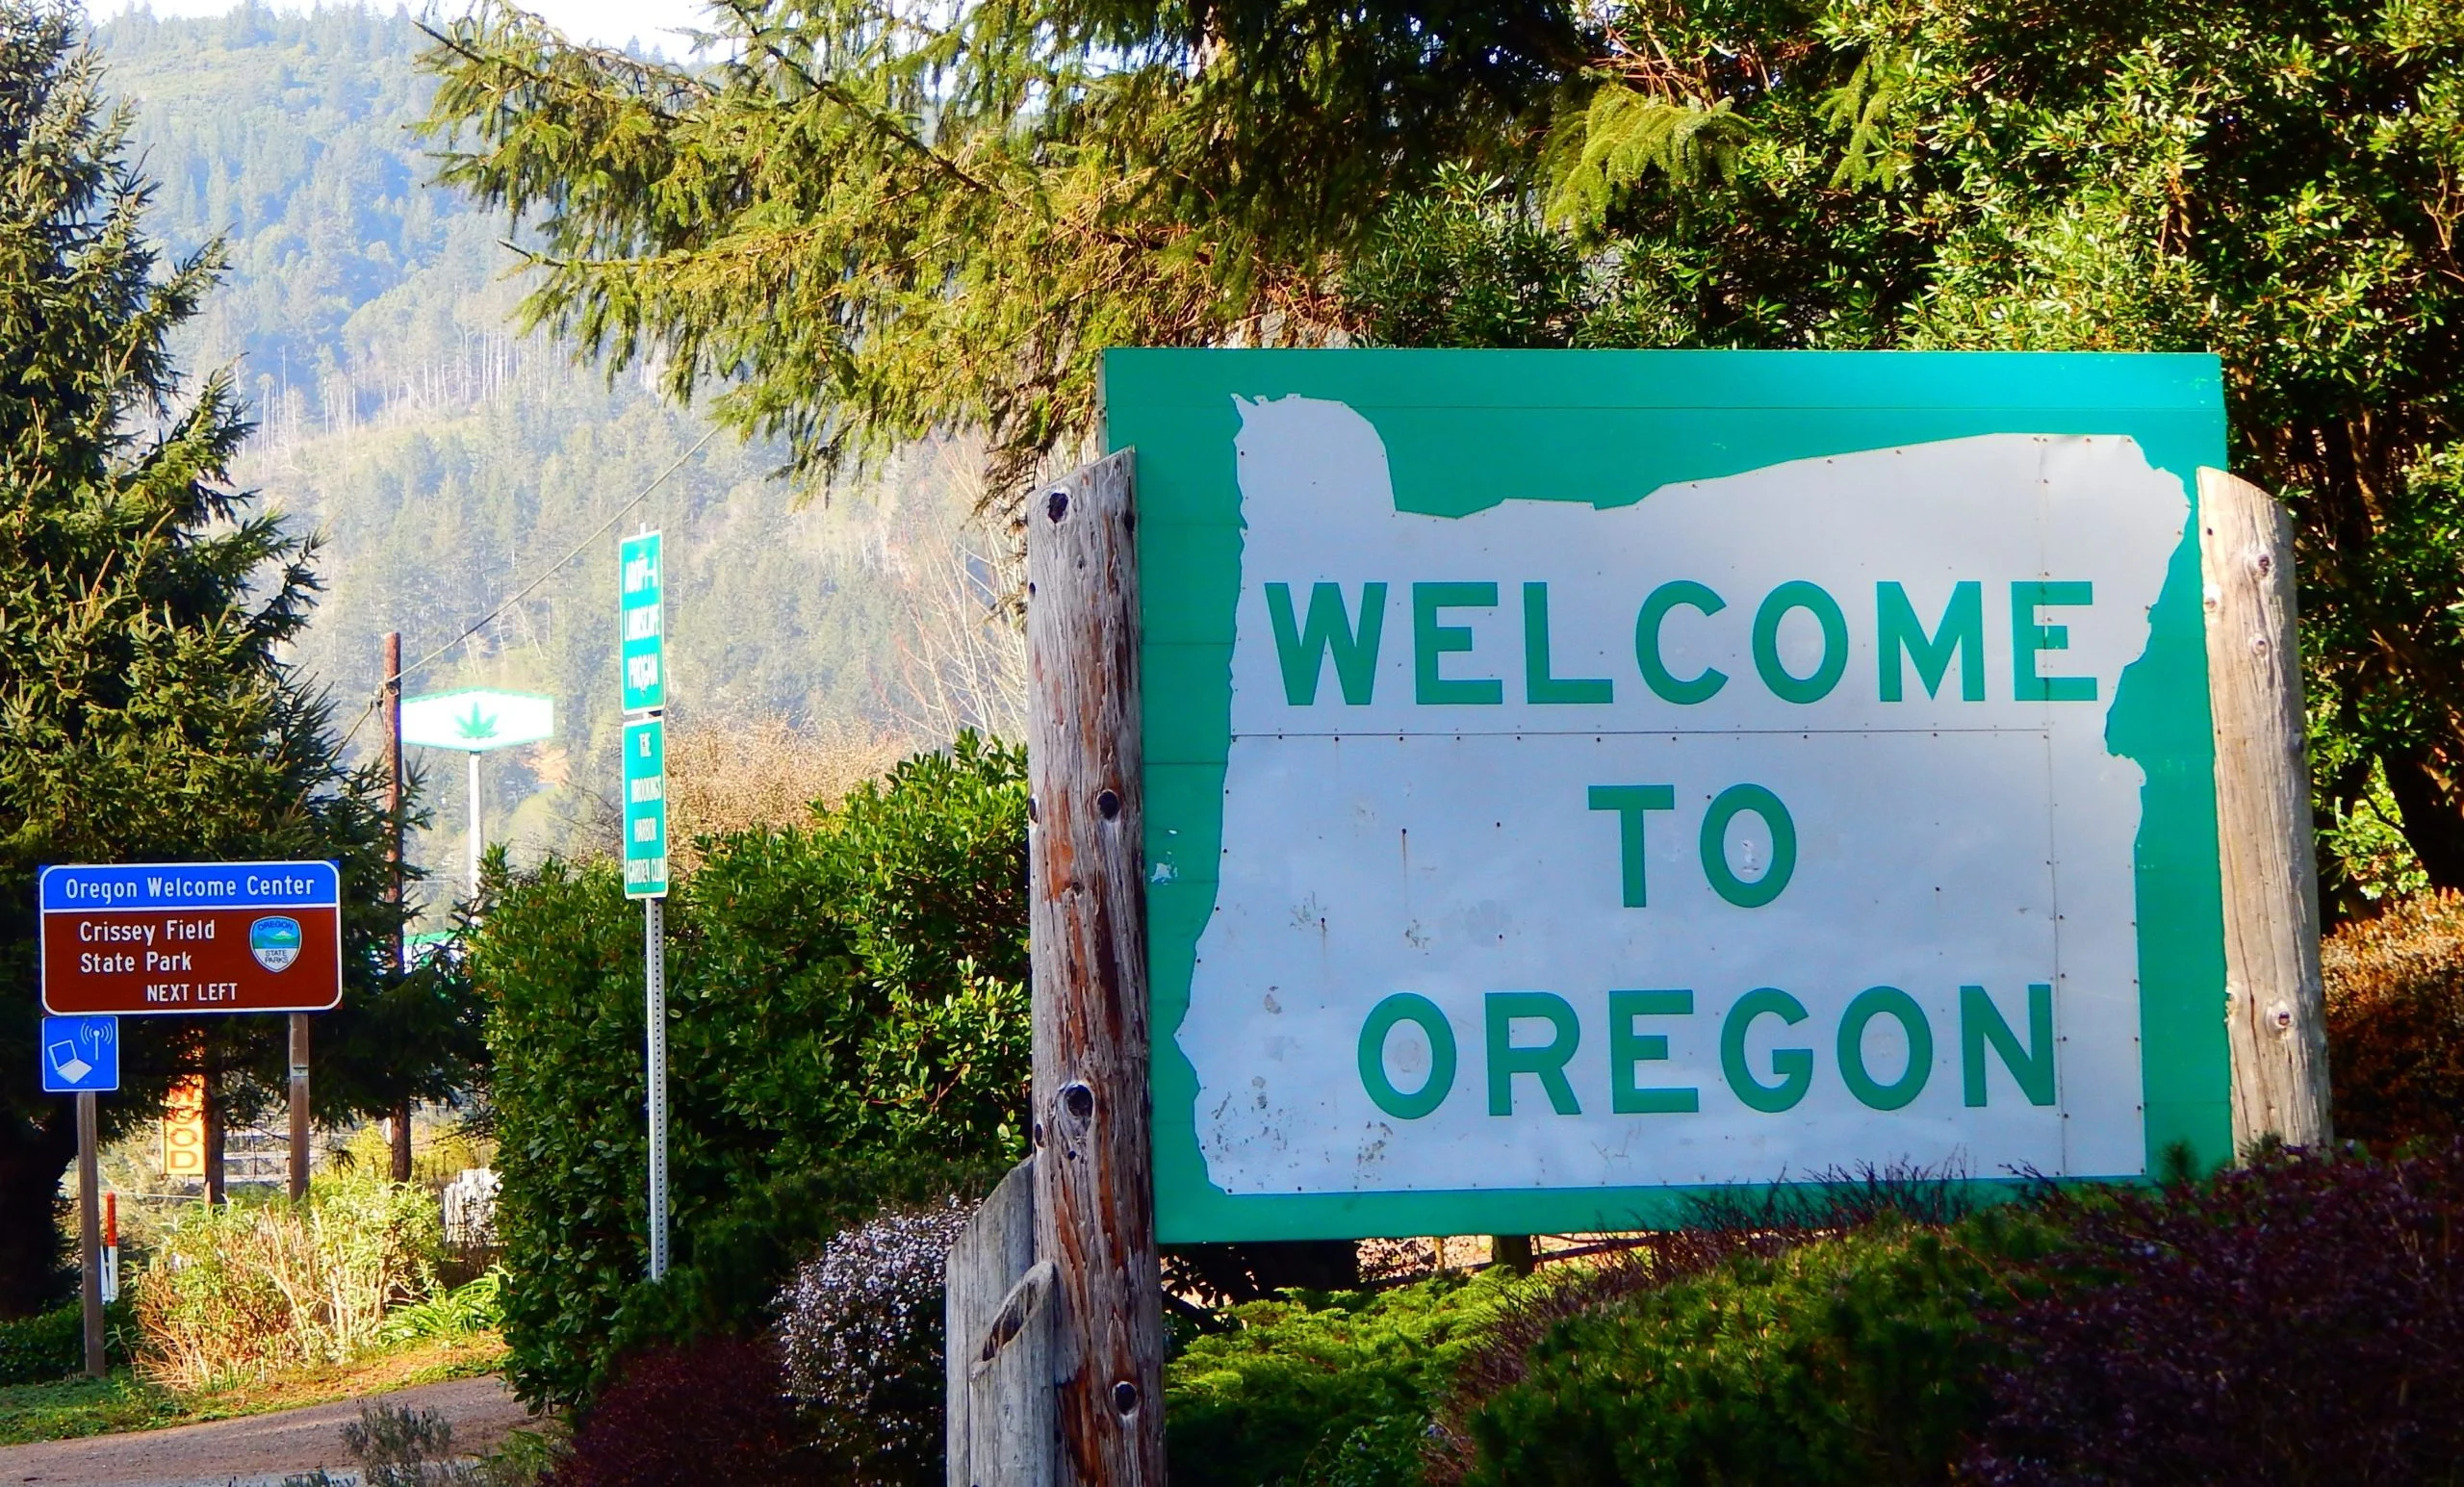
0 0 432 1319
1167 1272 1527 1487
416 0 1582 496
94 9 1018 887
1338 0 2464 899
415 0 2464 889
472 735 1025 1406
1450 1213 2057 1487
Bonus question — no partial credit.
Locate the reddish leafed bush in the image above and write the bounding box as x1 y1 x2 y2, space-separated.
550 1335 820 1487
2324 892 2464 1144
1966 1143 2464 1486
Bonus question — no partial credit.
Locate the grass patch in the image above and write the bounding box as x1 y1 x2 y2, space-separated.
0 1332 507 1446
0 1372 183 1445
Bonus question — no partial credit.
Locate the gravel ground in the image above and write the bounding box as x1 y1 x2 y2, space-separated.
0 1377 533 1487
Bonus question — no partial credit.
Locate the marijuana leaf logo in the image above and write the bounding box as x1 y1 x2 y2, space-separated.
452 704 500 742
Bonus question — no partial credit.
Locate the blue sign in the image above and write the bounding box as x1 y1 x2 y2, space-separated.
41 1016 119 1093
38 860 340 912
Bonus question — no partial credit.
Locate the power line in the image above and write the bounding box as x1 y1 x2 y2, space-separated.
338 423 720 754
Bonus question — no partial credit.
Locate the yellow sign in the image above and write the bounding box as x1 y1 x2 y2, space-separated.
162 1076 206 1178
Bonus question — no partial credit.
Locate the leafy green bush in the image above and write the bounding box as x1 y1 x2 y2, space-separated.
476 735 1028 1407
134 1168 442 1390
0 1300 131 1386
0 1304 79 1387
1167 1272 1530 1487
1449 1211 2058 1487
379 1269 505 1345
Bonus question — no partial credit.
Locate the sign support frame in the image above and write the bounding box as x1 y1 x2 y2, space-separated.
644 894 669 1281
77 1089 103 1378
288 1014 311 1201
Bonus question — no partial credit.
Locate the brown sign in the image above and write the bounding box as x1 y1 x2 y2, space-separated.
39 862 344 1015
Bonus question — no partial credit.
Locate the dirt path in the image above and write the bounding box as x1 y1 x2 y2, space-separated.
0 1376 534 1487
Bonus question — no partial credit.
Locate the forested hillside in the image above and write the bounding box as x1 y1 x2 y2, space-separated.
93 4 1009 910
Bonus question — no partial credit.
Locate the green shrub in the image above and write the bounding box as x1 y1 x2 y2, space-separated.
379 1269 506 1345
0 1301 131 1387
476 735 1028 1408
1450 1211 2058 1487
1167 1272 1529 1487
134 1169 442 1390
2323 891 2464 1144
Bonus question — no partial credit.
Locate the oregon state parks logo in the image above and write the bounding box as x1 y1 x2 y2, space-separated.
249 916 302 973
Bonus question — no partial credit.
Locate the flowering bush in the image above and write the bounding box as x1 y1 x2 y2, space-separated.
774 1202 970 1487
1967 1144 2464 1485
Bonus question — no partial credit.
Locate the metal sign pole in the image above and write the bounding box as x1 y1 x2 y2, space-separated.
77 1090 103 1378
467 750 483 899
645 895 668 1280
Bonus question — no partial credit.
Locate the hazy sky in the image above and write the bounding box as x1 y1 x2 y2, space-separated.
89 0 713 53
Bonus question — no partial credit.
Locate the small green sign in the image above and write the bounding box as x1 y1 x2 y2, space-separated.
623 717 668 899
620 532 665 714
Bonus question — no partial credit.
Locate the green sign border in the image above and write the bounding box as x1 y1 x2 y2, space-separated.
1105 347 2232 1243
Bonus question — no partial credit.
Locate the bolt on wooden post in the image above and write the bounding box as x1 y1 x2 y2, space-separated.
2198 468 2333 1151
1026 449 1168 1486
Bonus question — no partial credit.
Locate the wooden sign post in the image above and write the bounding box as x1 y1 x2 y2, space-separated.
947 449 1163 1487
2197 468 2333 1151
1023 449 1167 1486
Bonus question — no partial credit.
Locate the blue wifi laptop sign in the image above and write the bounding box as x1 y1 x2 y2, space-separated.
40 1015 120 1093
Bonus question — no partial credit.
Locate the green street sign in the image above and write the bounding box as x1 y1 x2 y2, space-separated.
399 689 553 753
620 532 665 714
623 716 668 899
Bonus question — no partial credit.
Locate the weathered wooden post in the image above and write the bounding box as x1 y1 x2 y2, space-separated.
1024 449 1167 1486
946 1158 1055 1487
2198 467 2333 1151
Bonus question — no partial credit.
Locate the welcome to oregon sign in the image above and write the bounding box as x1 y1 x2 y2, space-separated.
1108 349 2232 1243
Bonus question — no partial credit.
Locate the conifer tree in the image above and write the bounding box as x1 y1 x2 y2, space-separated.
0 1 432 1316
418 0 1581 498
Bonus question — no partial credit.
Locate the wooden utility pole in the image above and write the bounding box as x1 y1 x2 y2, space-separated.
2198 468 2333 1152
385 631 412 1185
1025 449 1166 1487
201 1034 224 1206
